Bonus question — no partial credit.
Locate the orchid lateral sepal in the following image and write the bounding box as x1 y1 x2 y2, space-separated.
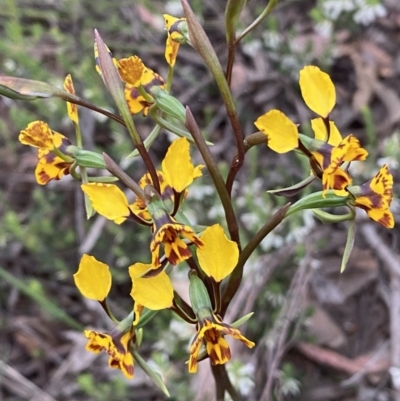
172 292 198 323
341 217 356 273
268 175 316 197
230 312 254 329
312 208 355 224
285 190 348 217
132 349 170 397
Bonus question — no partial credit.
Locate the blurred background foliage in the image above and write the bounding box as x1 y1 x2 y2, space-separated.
1 0 399 400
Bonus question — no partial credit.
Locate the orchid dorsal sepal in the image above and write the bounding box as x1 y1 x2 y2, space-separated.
230 312 254 329
133 350 170 397
285 190 348 217
73 254 112 302
150 86 186 123
312 208 355 224
189 272 214 317
67 147 107 169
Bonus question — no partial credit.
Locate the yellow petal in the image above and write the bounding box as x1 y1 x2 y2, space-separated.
162 138 203 192
129 263 174 310
74 254 112 301
311 118 342 146
63 74 79 124
254 110 298 153
118 56 145 86
19 121 54 149
197 224 239 282
81 183 130 224
299 65 336 117
165 36 180 67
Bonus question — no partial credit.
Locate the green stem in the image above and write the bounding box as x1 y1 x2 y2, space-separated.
185 107 240 247
221 202 291 315
126 124 162 158
211 364 243 401
181 0 245 189
166 65 175 92
234 0 279 45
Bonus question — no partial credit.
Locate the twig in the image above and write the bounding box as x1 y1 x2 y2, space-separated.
0 359 57 401
360 223 400 398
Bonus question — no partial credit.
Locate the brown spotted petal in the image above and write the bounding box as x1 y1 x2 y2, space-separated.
84 329 134 379
351 165 394 228
35 149 72 185
150 215 204 268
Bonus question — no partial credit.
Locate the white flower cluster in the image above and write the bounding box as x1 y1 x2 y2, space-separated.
322 0 387 26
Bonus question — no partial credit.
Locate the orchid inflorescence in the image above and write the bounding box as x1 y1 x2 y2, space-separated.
0 1 394 398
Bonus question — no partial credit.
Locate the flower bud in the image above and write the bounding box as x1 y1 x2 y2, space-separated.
189 272 213 321
286 190 348 217
150 86 186 122
68 147 106 169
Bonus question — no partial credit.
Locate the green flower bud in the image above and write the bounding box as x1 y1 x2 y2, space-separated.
189 272 213 321
312 209 354 224
68 147 106 169
286 190 349 217
150 86 186 122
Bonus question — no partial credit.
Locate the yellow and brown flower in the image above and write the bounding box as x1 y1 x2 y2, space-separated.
150 213 204 268
85 329 134 379
188 313 255 373
348 164 394 228
19 121 73 185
